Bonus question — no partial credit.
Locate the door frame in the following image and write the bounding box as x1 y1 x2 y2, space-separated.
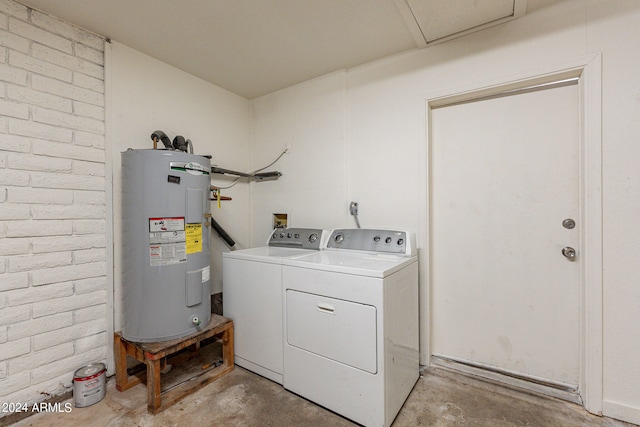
418 54 603 414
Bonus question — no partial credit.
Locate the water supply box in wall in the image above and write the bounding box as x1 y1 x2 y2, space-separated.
121 149 212 342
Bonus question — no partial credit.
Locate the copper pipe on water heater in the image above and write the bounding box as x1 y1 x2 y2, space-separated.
150 130 172 150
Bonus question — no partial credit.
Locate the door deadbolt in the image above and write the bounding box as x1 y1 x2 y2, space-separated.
562 218 576 229
562 246 577 261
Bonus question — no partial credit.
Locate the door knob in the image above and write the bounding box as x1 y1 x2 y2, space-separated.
562 247 576 261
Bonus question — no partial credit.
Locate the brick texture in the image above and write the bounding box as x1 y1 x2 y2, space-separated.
0 0 106 407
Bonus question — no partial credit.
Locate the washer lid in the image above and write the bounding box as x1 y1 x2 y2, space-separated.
223 246 319 263
283 250 417 278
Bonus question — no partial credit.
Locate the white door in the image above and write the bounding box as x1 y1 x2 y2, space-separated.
430 82 580 388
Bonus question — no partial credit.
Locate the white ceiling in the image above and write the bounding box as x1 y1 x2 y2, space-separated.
19 0 535 99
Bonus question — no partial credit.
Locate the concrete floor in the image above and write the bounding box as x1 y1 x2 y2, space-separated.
7 361 636 427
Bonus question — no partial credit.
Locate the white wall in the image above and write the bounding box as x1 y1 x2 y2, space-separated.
585 1 640 422
250 0 640 423
250 70 347 241
108 42 251 336
0 0 107 405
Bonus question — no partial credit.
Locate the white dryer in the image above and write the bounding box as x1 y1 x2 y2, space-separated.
282 229 419 427
222 228 328 384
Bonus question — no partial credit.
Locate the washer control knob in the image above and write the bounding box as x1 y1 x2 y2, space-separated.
273 233 277 239
397 238 404 246
385 237 392 244
334 234 344 243
287 232 292 238
373 236 380 243
280 233 285 238
309 233 318 243
294 233 300 239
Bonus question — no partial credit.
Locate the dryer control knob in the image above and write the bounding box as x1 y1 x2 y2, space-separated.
309 233 318 243
334 234 344 243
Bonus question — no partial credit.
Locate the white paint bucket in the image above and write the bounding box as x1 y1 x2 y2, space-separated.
73 363 107 408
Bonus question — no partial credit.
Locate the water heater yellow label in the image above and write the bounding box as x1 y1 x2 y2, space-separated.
185 223 203 254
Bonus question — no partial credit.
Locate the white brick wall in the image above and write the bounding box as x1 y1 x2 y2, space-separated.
0 0 106 408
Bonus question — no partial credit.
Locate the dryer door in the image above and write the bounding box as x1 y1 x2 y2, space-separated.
286 289 377 374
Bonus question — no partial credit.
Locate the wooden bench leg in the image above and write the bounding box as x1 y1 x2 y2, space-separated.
114 333 145 391
223 322 234 368
147 358 162 413
114 333 128 391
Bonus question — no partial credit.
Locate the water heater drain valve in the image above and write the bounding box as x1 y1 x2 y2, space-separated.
191 316 201 326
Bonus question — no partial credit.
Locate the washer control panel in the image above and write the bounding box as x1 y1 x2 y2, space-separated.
268 228 327 250
327 229 415 256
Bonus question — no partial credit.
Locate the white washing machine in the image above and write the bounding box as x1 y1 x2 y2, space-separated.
282 229 419 427
222 228 328 384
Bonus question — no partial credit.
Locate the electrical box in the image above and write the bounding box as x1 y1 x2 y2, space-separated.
273 213 288 229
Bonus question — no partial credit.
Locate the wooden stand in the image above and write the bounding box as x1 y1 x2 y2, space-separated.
114 314 234 413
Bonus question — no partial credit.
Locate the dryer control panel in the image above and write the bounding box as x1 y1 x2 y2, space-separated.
268 228 328 250
327 229 416 256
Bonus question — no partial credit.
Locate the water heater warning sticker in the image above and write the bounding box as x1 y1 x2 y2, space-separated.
149 217 184 232
149 230 185 244
149 243 186 266
185 224 203 254
149 217 186 266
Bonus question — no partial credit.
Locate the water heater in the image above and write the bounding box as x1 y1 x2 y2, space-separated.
121 149 212 342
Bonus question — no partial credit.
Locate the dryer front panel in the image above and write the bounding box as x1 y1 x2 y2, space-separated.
286 289 377 374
